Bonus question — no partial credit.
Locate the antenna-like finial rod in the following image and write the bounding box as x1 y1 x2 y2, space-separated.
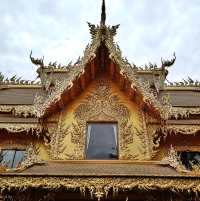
101 0 106 26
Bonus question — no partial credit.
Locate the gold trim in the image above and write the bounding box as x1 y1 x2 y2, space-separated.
0 85 41 89
0 123 42 136
0 105 37 117
169 107 200 119
20 144 44 169
159 125 200 136
48 79 149 160
163 86 200 91
43 160 161 164
0 176 200 199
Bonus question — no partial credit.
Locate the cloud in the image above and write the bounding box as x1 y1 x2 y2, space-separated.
0 0 200 82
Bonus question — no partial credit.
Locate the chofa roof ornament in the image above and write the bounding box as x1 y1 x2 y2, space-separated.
30 50 44 68
161 52 176 69
100 0 106 27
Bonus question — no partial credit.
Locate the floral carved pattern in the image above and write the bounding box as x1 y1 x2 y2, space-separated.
73 79 135 159
48 78 151 160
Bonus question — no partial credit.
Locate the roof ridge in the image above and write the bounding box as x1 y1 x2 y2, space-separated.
165 77 200 87
0 73 41 86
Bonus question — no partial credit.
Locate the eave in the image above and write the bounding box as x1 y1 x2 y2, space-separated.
1 174 200 197
162 86 200 91
1 161 200 193
0 85 41 90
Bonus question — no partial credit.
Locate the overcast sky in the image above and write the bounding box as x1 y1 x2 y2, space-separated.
0 0 200 82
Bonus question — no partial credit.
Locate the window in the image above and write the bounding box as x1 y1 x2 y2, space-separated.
86 123 118 159
180 151 200 170
0 149 25 168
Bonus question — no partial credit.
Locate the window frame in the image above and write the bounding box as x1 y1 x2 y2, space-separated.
0 148 25 168
179 151 200 170
85 121 119 160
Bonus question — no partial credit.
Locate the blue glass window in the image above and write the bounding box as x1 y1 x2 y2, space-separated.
0 149 25 168
86 123 118 159
180 151 200 170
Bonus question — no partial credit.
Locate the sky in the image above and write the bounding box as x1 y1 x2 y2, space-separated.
0 0 200 82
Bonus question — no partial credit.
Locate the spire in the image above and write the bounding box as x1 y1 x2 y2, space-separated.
100 0 106 26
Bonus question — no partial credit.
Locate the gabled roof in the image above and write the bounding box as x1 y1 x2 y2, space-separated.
1 0 199 123
31 23 171 120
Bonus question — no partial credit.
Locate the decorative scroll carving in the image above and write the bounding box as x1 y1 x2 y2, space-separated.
20 144 44 169
169 107 200 119
158 146 200 175
160 94 200 119
0 105 15 113
0 105 37 118
2 176 200 200
33 68 83 117
147 126 162 159
73 79 135 159
0 123 43 136
158 125 200 137
14 106 37 117
48 79 150 160
159 147 200 175
105 33 171 119
159 146 183 170
48 116 71 160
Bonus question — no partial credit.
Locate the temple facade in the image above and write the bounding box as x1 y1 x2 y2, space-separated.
0 1 200 200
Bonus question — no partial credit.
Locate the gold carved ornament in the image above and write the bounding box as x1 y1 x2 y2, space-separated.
104 27 169 120
12 21 197 122
73 79 134 159
159 146 185 171
47 79 154 160
20 143 44 169
0 123 43 137
46 115 69 160
159 146 200 175
0 144 44 172
170 107 200 119
0 105 37 118
145 125 162 159
32 24 101 118
161 94 200 119
32 24 171 121
1 176 200 200
158 125 200 138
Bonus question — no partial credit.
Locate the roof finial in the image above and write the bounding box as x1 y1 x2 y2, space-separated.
100 0 106 26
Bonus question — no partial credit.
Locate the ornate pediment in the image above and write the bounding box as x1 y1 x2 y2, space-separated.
45 77 160 160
